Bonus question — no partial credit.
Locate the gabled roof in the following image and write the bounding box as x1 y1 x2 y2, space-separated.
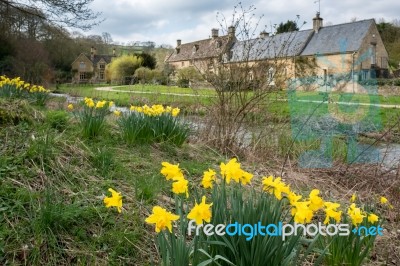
71 53 114 67
301 19 374 56
230 30 314 62
166 36 232 62
90 54 114 65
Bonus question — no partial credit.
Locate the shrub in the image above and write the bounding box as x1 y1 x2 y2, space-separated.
134 67 153 83
45 110 69 131
106 55 142 82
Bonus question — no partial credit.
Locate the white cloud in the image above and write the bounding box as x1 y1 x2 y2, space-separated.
86 0 400 46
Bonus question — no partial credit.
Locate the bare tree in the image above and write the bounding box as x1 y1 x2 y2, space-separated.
0 0 102 31
193 3 305 154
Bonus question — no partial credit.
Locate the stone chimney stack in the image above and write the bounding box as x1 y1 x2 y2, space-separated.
177 39 181 47
228 26 235 38
260 31 269 38
313 12 323 33
211 28 219 39
90 46 94 60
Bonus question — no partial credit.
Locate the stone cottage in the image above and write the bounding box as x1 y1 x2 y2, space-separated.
71 47 116 83
166 13 389 90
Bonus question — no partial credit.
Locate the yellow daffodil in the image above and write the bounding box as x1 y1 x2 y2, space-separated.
160 162 184 181
239 170 253 185
291 201 313 224
187 196 213 225
113 110 121 117
145 206 179 233
202 169 216 189
84 97 95 108
220 158 243 184
109 101 114 107
103 188 123 213
368 213 379 224
323 202 342 224
171 107 180 117
262 176 290 200
172 178 189 198
67 103 74 110
96 100 106 109
347 203 365 226
287 191 302 206
308 189 324 211
351 193 356 202
380 196 388 204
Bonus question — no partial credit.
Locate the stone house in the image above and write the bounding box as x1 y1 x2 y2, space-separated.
165 27 236 75
166 13 389 90
71 47 116 83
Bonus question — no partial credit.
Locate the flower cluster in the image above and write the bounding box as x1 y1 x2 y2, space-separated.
261 175 382 226
80 97 114 109
67 98 114 110
0 75 50 94
101 158 391 239
219 158 253 185
130 104 180 117
161 162 189 197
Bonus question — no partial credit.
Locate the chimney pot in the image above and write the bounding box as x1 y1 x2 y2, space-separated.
177 39 181 47
90 46 94 60
260 31 269 38
313 12 323 33
228 26 235 38
211 28 219 39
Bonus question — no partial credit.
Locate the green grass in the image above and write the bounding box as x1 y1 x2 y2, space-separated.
57 84 215 107
117 84 217 96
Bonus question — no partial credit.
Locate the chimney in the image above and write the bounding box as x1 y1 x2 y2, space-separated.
177 39 181 47
211 28 219 39
313 12 323 33
90 46 94 60
112 48 116 56
93 47 97 55
228 26 235 38
260 31 269 38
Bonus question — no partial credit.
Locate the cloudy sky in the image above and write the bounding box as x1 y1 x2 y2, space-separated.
86 0 400 46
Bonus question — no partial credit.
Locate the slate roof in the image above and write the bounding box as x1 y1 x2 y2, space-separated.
166 19 376 63
230 30 314 62
166 36 232 62
87 54 114 65
300 19 374 56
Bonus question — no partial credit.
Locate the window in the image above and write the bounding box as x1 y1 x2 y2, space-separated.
361 70 369 80
79 61 86 69
181 62 184 67
99 72 105 80
79 72 86 80
268 67 275 84
370 45 376 65
99 63 105 70
323 69 327 84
